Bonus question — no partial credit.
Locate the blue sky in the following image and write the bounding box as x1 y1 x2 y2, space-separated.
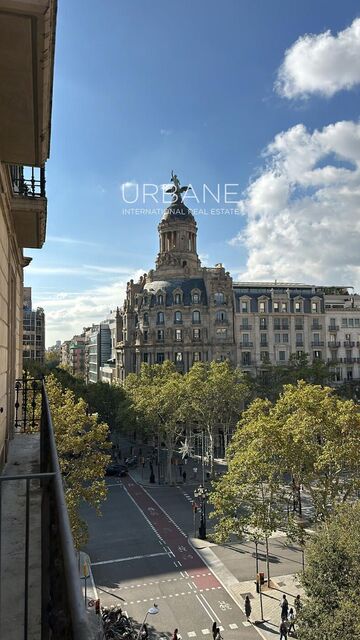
25 0 360 345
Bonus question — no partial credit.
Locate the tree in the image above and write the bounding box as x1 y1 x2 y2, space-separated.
185 361 250 476
125 362 187 484
45 374 111 547
210 398 287 583
297 503 360 639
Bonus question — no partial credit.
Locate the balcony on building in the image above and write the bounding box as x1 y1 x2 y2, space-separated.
239 341 254 348
6 165 47 248
328 341 340 348
215 318 229 325
1 375 97 639
344 341 355 348
311 341 324 347
311 323 322 330
328 325 339 332
296 340 304 347
240 323 252 330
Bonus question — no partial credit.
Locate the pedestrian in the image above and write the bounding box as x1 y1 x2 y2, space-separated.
244 595 252 621
288 608 295 635
182 470 187 483
279 620 288 640
294 594 302 616
214 628 222 640
193 466 198 480
212 621 217 639
141 624 149 640
280 594 289 621
172 628 181 640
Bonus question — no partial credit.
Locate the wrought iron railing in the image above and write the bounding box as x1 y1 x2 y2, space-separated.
9 165 46 198
0 375 93 639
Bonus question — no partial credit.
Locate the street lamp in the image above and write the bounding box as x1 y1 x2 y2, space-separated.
137 604 159 640
194 484 208 540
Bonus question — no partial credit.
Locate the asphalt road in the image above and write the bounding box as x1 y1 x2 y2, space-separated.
83 477 259 640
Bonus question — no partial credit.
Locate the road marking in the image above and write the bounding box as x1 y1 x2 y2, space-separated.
91 551 169 566
123 484 166 544
229 624 238 630
188 633 196 638
242 622 251 627
200 593 222 624
202 630 210 635
196 594 214 622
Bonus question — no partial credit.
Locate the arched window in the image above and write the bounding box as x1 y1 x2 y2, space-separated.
214 292 225 304
157 311 164 325
157 293 164 305
174 311 182 324
192 291 200 304
216 310 227 322
192 310 201 325
174 292 182 305
143 312 149 325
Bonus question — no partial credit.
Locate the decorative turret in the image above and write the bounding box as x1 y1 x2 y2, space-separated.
156 171 201 275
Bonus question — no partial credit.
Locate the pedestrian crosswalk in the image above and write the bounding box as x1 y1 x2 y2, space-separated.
184 623 243 637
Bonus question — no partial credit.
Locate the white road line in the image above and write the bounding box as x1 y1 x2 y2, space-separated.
192 581 197 590
202 630 210 635
91 551 169 566
229 624 238 630
123 484 166 544
141 483 187 537
195 594 214 622
200 593 221 624
188 632 196 638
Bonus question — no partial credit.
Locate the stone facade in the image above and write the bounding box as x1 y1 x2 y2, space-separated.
116 184 234 382
22 287 45 365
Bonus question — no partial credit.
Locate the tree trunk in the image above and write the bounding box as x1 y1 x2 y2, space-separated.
166 436 173 485
208 429 215 478
265 536 271 586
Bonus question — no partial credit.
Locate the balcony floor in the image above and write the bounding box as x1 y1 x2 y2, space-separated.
0 433 41 640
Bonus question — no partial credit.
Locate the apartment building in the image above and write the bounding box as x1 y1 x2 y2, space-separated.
22 287 45 365
86 323 111 383
69 335 86 377
325 291 360 383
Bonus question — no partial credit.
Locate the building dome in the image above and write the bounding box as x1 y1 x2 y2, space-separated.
161 196 195 222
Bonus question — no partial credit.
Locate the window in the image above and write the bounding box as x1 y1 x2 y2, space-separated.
192 291 200 304
242 352 251 365
143 353 149 363
342 318 348 327
260 318 267 330
241 300 248 313
214 292 225 304
260 351 269 362
311 301 318 313
296 333 303 345
281 302 287 312
281 319 289 330
216 310 227 322
329 334 336 343
273 302 279 313
157 311 164 325
348 318 354 327
143 312 149 325
193 328 201 341
282 333 289 343
157 294 164 305
175 329 182 342
313 333 320 345
175 352 183 362
331 351 337 362
346 349 352 360
259 301 266 313
275 334 281 343
279 351 286 362
296 350 303 358
312 319 320 329
157 329 164 341
192 311 201 324
174 310 182 324
273 318 280 330
156 352 165 364
242 333 249 345
355 319 360 327
295 320 304 330
260 333 267 346
295 301 301 312
174 292 182 305
193 352 201 362
143 330 148 342
241 318 249 329
345 333 351 341
347 370 353 381
330 317 336 328
313 350 322 360
143 296 148 306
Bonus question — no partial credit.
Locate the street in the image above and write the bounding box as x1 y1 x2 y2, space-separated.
83 474 303 640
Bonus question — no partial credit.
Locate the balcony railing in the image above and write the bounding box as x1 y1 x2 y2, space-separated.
311 341 324 347
239 342 253 348
1 374 92 639
328 341 340 348
311 324 322 330
240 324 252 330
328 325 339 332
9 165 46 198
344 341 355 347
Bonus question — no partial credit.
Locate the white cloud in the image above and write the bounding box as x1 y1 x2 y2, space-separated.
232 120 360 290
160 129 172 136
32 269 145 346
276 18 360 98
47 236 99 246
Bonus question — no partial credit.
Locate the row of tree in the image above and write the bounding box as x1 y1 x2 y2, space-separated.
210 380 360 584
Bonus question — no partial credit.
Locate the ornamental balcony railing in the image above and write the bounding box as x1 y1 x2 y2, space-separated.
311 341 324 347
9 165 46 198
328 341 340 348
239 341 253 348
0 374 93 639
328 325 339 332
344 341 355 348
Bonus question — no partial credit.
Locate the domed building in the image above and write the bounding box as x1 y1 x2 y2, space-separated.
116 173 235 382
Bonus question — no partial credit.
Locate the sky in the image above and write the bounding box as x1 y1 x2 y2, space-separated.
25 0 360 346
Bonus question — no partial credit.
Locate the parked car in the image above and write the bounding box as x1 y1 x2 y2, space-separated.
106 463 128 477
124 455 138 468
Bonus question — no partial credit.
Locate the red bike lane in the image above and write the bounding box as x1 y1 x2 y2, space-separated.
123 477 220 591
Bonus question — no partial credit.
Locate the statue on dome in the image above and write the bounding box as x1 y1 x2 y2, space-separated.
165 170 191 201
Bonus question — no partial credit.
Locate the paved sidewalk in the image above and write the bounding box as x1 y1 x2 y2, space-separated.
189 538 304 640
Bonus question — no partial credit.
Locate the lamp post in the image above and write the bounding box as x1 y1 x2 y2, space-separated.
137 604 159 640
194 484 208 540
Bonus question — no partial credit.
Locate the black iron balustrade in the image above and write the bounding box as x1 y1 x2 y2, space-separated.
0 376 92 640
9 165 46 198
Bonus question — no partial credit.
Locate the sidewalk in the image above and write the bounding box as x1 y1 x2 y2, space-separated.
189 537 304 640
